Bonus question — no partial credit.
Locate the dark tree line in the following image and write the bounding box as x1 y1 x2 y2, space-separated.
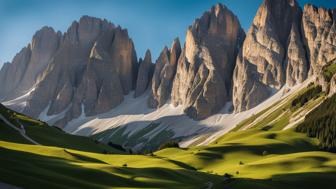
296 94 336 152
291 85 322 110
158 140 180 150
323 60 336 82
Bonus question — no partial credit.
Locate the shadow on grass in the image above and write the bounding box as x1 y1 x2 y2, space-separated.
154 155 198 171
0 147 221 189
203 142 315 157
219 172 336 189
63 149 109 164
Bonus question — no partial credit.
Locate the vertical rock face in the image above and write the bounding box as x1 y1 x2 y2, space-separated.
148 38 181 108
0 27 61 100
17 16 138 127
135 50 154 97
171 4 245 119
233 0 305 112
285 24 308 86
302 5 336 76
15 27 61 96
110 27 138 94
0 63 11 96
329 74 336 96
0 47 31 99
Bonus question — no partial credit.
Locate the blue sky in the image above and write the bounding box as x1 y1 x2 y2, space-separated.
0 0 335 67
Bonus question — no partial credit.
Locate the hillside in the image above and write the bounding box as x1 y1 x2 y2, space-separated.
0 103 121 153
1 118 336 188
2 100 336 188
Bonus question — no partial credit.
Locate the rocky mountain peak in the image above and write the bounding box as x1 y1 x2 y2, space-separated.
302 4 335 76
303 4 333 20
148 38 182 108
171 3 245 119
144 49 152 63
169 38 181 66
214 3 224 16
0 25 62 101
255 0 301 45
232 0 305 112
31 26 61 50
1 0 335 129
0 16 139 127
135 49 153 97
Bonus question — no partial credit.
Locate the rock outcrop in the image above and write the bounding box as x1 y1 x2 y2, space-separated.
148 38 181 108
171 4 245 119
135 50 154 97
329 74 336 96
233 0 306 112
0 47 31 99
302 5 336 76
0 16 138 127
0 27 61 100
15 27 61 96
1 1 336 129
285 23 308 86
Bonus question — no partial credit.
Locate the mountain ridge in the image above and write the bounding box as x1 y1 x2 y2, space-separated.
0 0 335 151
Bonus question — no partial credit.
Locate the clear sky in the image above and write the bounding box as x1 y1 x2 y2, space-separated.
0 0 335 67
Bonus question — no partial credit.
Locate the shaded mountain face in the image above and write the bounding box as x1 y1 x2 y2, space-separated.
0 16 138 127
0 27 61 101
148 38 181 108
0 0 335 129
135 50 154 98
171 4 245 119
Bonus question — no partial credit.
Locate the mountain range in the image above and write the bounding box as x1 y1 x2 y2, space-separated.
1 0 336 188
0 0 335 152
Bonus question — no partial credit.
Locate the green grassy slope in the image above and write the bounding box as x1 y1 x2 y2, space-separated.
0 103 121 154
2 127 336 189
155 129 336 189
0 104 222 188
233 84 324 132
0 141 222 189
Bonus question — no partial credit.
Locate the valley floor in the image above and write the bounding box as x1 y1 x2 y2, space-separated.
1 127 336 189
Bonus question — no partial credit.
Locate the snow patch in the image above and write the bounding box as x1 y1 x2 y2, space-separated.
38 102 71 125
61 79 312 147
3 87 36 111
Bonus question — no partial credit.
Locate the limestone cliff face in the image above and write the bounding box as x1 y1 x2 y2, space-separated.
171 4 245 119
16 27 61 96
0 63 11 98
233 0 306 112
14 16 138 127
148 38 181 108
0 47 31 99
285 23 308 86
329 74 336 96
302 5 336 76
1 1 336 128
0 27 61 100
135 50 154 97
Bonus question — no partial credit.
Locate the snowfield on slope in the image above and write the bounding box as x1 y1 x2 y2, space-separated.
3 79 311 148
2 87 36 112
60 79 309 147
